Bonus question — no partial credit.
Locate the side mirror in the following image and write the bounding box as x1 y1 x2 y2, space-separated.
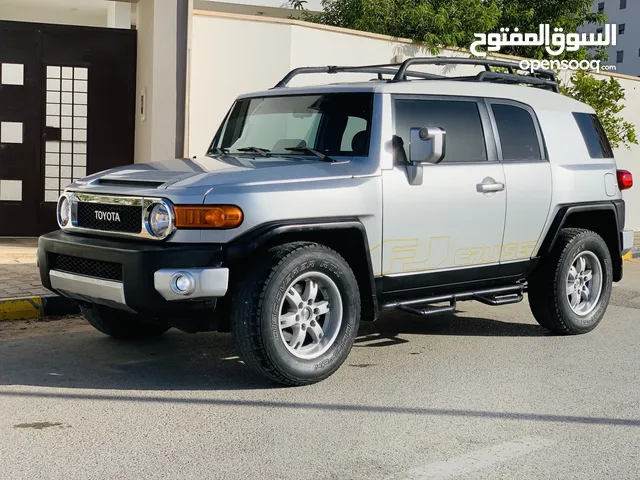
406 127 446 186
409 127 446 165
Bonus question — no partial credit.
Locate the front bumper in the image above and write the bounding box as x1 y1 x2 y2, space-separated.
38 230 228 314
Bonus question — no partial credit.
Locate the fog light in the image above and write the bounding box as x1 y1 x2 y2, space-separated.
170 272 196 295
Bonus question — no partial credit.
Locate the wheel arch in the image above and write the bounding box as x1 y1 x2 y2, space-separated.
225 217 379 322
538 202 624 282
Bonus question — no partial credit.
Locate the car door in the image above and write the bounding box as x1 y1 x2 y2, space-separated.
485 99 552 277
380 96 507 295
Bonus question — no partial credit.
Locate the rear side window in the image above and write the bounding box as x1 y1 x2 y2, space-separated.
491 104 542 161
394 99 487 163
573 112 614 158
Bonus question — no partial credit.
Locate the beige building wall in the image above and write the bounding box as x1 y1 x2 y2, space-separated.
134 0 179 164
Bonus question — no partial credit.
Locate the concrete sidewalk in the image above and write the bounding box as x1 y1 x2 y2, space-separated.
0 238 38 265
0 238 78 320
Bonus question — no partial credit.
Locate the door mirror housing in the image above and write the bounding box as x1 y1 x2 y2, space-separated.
409 127 446 165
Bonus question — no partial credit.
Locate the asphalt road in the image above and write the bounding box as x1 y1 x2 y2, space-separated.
1 262 640 479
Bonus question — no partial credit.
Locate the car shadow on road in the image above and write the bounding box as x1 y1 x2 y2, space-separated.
0 310 549 392
354 310 550 348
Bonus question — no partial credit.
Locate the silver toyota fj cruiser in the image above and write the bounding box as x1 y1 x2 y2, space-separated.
38 57 635 386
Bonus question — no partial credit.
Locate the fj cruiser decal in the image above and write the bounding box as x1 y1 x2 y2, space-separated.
373 238 538 275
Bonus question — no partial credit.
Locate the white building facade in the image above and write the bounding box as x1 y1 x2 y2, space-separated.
581 0 640 76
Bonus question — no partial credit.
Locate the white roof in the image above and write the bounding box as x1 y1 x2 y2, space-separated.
239 80 593 114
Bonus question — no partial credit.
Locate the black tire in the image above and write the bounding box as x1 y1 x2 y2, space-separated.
230 242 361 386
80 304 170 340
528 228 613 335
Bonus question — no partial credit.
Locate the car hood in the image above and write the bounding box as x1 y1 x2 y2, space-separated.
72 155 365 199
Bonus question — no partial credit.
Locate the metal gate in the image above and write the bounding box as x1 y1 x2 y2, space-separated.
0 21 136 236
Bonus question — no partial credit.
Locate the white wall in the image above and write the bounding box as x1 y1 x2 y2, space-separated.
189 13 291 158
0 2 107 27
188 11 640 230
134 0 178 164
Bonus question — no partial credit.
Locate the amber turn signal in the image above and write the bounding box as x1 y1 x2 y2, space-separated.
173 205 243 229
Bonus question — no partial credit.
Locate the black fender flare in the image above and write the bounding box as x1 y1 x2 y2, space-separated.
226 217 379 320
539 201 624 255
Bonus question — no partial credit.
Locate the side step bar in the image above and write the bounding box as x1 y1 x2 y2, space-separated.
382 284 525 317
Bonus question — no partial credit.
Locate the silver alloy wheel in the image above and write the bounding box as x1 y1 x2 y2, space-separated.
566 250 603 316
277 271 343 360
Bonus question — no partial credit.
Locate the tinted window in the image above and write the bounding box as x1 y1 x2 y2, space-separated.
394 99 487 163
491 104 542 161
214 93 372 157
341 116 368 153
573 112 614 158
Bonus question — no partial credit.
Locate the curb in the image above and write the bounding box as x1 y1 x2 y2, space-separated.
0 295 79 321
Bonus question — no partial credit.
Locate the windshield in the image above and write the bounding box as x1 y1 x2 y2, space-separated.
210 93 373 157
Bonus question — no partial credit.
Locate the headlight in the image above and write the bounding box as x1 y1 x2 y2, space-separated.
57 195 71 228
147 202 173 239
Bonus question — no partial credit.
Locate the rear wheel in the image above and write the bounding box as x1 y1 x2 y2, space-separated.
80 304 170 340
528 228 613 335
230 242 361 386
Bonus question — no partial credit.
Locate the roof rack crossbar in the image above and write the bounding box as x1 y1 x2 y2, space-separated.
472 71 559 91
273 64 446 88
392 56 559 92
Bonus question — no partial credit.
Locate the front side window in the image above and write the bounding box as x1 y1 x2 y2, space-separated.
573 112 614 158
491 104 543 161
394 99 487 163
212 93 373 157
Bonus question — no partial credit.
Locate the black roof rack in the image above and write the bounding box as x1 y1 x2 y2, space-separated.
273 56 559 93
273 64 446 89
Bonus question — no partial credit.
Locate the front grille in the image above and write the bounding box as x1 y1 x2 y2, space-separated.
76 202 142 233
50 254 123 282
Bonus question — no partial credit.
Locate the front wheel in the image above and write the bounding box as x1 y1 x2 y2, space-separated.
528 228 613 335
231 242 361 386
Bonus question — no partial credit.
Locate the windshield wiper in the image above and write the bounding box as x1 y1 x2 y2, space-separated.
285 147 336 163
209 147 229 157
237 146 271 157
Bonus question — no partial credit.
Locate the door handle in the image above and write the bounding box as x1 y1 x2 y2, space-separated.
477 181 505 193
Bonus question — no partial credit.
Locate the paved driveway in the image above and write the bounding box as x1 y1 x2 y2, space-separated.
1 262 639 479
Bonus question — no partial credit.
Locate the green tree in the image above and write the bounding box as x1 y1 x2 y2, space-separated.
497 0 608 60
307 0 501 55
561 70 638 150
308 0 607 61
